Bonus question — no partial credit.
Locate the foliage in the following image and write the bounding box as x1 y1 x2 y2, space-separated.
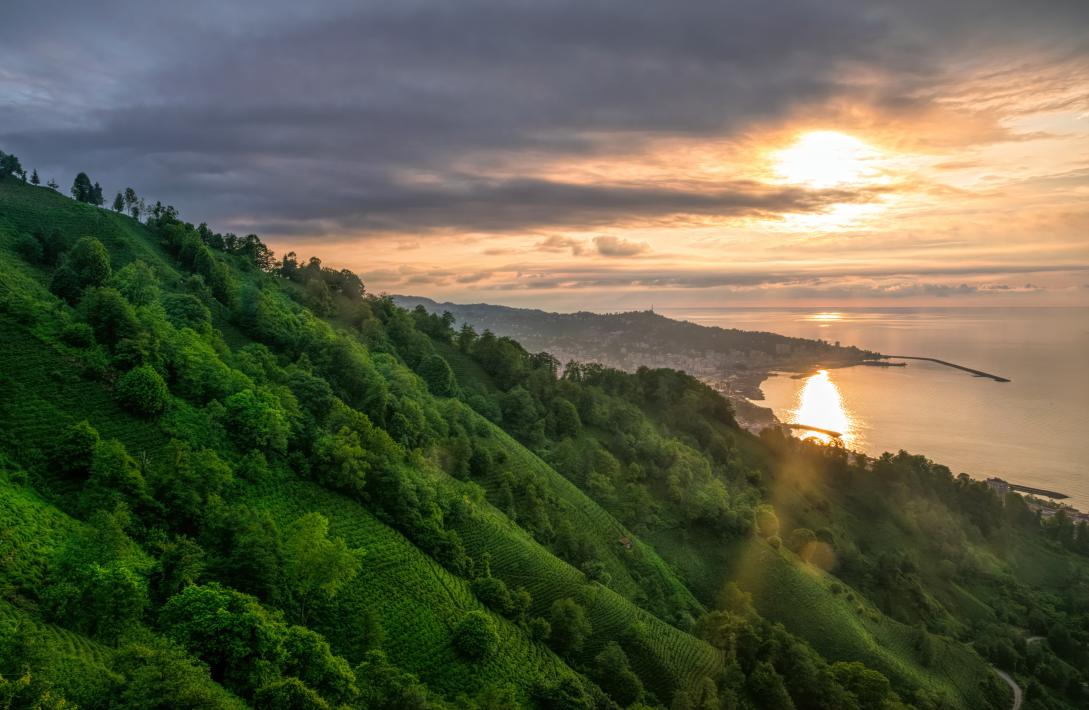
1 174 1087 709
452 610 499 661
116 365 170 416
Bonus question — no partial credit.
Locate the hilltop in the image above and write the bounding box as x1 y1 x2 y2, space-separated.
1 168 1088 709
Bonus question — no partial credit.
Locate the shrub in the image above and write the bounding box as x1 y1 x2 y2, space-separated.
49 420 100 478
471 576 514 615
116 365 170 416
253 678 329 710
452 611 499 661
67 237 112 288
549 598 591 658
418 354 458 397
528 617 551 642
14 233 43 263
60 321 95 348
755 504 780 538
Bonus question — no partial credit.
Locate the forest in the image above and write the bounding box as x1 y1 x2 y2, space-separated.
1 157 1088 709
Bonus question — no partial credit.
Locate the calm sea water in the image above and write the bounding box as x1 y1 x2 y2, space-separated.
659 307 1089 511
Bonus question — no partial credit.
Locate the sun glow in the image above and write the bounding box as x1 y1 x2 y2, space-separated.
772 131 884 187
790 369 855 446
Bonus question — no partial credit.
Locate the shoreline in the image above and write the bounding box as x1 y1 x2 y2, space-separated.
732 365 1088 519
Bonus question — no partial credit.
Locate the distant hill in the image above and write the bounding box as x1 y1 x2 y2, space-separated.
393 295 873 424
2 169 1087 709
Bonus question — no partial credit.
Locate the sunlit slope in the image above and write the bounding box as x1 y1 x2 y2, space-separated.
244 477 586 699
0 178 725 703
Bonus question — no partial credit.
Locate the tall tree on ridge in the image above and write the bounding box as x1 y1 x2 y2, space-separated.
113 192 125 212
71 172 93 202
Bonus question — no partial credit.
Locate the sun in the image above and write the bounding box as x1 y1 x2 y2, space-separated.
772 130 883 187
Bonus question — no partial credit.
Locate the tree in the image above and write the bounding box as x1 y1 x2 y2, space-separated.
91 182 104 206
0 150 23 180
85 438 150 512
112 639 247 709
831 661 892 708
67 236 112 288
79 287 141 347
313 426 370 497
47 178 59 190
253 678 328 710
755 504 780 538
113 192 125 212
71 172 94 202
41 515 149 642
116 365 170 416
499 386 545 445
746 661 795 709
452 611 499 661
114 260 160 306
30 169 40 185
160 584 287 696
124 187 138 210
548 598 591 658
592 642 643 706
304 278 334 316
49 264 83 304
282 513 363 622
49 420 100 478
547 397 582 438
418 353 458 397
471 575 515 615
223 389 290 453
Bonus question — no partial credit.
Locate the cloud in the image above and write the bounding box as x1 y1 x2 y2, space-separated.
2 1 1085 238
593 236 650 257
537 235 585 255
2 1 1087 306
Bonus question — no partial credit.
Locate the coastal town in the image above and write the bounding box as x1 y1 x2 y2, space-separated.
986 477 1089 524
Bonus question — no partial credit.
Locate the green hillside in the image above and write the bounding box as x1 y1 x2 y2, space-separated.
1 169 1088 709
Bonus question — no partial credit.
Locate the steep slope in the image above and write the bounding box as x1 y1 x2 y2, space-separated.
2 174 1087 709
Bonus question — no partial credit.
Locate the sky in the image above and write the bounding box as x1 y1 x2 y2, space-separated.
2 0 1088 310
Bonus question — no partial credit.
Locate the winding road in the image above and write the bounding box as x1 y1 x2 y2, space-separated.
990 639 1042 710
991 668 1023 710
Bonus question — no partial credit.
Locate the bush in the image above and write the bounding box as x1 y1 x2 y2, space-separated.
418 354 458 397
49 420 100 478
60 321 95 348
549 598 591 658
253 678 329 710
452 611 499 661
528 617 551 642
116 366 170 416
755 504 780 538
14 233 43 263
471 576 514 615
68 237 112 288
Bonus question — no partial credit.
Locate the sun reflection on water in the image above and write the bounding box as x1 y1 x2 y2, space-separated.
790 369 855 446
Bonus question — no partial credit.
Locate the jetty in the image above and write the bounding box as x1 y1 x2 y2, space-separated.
785 423 842 438
878 355 1010 382
986 477 1068 500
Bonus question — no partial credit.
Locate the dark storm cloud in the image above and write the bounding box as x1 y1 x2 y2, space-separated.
1 0 1086 235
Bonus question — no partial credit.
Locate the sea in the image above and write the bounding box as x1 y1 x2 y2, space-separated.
658 306 1089 512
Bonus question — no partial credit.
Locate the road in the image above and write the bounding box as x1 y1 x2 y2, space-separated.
992 667 1023 710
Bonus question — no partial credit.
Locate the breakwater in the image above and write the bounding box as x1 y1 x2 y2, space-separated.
879 355 1010 382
